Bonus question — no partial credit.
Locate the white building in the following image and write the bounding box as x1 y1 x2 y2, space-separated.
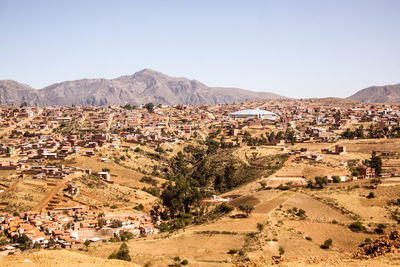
230 109 278 120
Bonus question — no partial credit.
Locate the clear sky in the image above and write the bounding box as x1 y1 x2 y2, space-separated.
1 0 399 98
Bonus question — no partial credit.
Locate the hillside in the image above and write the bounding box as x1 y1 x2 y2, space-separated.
0 69 286 106
0 249 140 267
0 80 43 106
348 83 400 103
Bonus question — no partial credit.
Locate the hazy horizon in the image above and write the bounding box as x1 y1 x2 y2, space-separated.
1 0 399 98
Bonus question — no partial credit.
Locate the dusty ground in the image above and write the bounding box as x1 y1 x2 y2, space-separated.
0 249 140 267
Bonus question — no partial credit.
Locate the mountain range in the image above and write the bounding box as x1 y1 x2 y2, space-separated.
0 69 286 107
347 83 400 103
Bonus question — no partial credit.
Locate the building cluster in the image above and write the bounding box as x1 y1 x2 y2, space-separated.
0 209 158 253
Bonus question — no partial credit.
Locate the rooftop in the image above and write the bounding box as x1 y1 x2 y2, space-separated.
230 109 276 116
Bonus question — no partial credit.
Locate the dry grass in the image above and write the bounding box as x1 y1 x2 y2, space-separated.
0 249 139 267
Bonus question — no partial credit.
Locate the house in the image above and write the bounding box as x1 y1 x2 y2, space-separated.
97 172 111 182
86 150 95 157
360 167 375 178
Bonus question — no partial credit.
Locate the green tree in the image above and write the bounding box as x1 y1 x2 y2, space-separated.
349 221 366 233
161 179 202 217
257 223 264 233
370 151 382 176
239 204 254 217
314 176 328 188
143 103 155 113
84 240 91 251
108 242 131 261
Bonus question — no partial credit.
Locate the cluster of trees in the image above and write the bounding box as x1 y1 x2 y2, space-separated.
341 125 400 139
160 132 287 224
139 176 158 186
121 104 137 110
121 102 156 112
194 203 234 224
143 102 155 113
160 179 202 217
11 234 33 250
241 128 296 146
307 176 328 189
349 221 366 233
23 131 39 138
239 204 254 217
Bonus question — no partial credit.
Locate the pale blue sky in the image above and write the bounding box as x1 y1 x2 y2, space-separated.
0 0 399 98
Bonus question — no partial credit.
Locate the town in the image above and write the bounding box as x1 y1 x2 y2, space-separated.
0 98 399 265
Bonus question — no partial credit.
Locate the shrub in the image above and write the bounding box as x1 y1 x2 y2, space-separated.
159 222 170 232
305 236 312 241
155 147 165 154
320 238 332 249
133 204 144 211
332 176 341 183
142 186 160 197
364 238 372 243
0 238 8 246
370 178 382 184
181 259 189 265
215 203 234 214
366 192 376 199
279 247 285 255
375 223 386 234
120 232 134 241
389 198 400 206
297 209 306 218
259 181 267 189
228 249 238 254
277 184 291 190
140 176 158 186
349 221 366 233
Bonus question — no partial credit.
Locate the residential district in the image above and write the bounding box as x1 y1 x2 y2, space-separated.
0 98 399 257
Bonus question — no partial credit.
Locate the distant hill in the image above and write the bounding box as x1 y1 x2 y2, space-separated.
0 69 287 106
348 83 400 103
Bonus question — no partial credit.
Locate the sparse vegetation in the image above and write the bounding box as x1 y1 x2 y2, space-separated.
349 221 366 233
239 204 254 217
320 238 333 249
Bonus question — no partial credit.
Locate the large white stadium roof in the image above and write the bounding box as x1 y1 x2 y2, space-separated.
230 109 276 116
